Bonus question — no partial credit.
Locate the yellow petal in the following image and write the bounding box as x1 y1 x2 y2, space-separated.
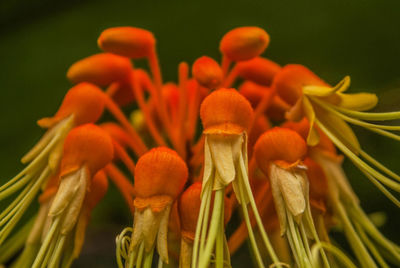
303 96 320 146
303 76 350 97
337 92 378 111
318 111 360 153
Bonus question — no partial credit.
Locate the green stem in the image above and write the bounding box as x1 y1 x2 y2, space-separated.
238 152 281 266
237 177 265 268
143 246 154 268
334 200 377 268
0 216 34 263
0 167 51 246
198 188 224 268
215 198 225 268
31 216 61 268
311 242 358 268
191 180 212 268
135 242 145 268
48 235 66 268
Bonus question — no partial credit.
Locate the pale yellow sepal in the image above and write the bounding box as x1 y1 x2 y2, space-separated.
337 92 378 111
204 133 249 204
131 204 172 263
269 163 307 236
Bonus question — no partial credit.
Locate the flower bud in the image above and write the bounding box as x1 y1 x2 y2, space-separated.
98 27 155 59
254 127 307 172
282 118 337 154
273 64 327 106
85 170 109 210
239 81 270 108
37 83 105 128
192 56 223 89
236 57 281 86
200 88 254 135
100 122 132 148
179 182 202 240
134 147 188 199
220 27 270 61
67 53 132 86
60 124 114 177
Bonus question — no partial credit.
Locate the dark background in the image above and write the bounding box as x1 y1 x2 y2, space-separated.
1 0 400 267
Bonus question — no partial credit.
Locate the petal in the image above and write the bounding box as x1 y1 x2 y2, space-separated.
207 135 236 187
276 167 306 218
269 164 288 236
303 76 350 96
318 111 360 153
303 97 320 146
337 92 378 111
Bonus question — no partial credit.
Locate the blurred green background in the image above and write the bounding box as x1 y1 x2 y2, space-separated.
1 0 400 267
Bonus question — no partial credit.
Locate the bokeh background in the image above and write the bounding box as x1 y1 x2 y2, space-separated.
1 0 400 267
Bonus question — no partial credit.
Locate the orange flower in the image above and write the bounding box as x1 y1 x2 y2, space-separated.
254 127 329 267
129 147 188 265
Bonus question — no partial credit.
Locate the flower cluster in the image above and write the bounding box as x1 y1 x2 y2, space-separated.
1 25 400 268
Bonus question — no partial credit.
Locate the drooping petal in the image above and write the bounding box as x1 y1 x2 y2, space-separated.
303 96 320 146
337 92 378 111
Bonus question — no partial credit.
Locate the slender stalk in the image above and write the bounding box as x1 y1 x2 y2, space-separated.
237 178 265 268
191 180 211 268
198 188 224 268
131 69 167 147
31 216 61 268
238 153 281 266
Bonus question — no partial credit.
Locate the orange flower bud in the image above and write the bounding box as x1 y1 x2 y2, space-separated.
273 64 327 106
220 27 270 61
266 95 290 121
60 124 114 177
303 158 328 212
85 170 109 210
236 57 281 86
248 115 271 155
192 56 223 89
239 81 270 108
100 122 132 148
37 83 105 128
66 53 132 86
282 118 337 154
179 182 202 240
200 88 254 135
254 127 307 171
134 147 188 199
98 27 155 59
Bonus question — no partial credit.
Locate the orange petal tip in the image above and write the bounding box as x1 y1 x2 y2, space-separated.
67 53 132 86
39 83 105 128
220 27 270 61
98 27 155 59
179 182 202 237
192 56 223 89
236 57 281 86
